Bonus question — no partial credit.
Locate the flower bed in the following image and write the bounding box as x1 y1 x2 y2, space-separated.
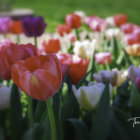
0 11 140 140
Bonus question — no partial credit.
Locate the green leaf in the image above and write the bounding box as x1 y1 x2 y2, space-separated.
130 84 140 109
64 119 90 140
91 80 111 140
0 128 4 140
9 83 23 140
53 92 63 140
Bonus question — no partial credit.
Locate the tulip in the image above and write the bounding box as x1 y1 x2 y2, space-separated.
21 16 47 47
72 82 112 110
11 20 23 34
56 24 71 36
65 13 82 29
0 84 11 110
60 63 68 80
68 33 76 44
113 14 127 26
124 34 140 45
128 65 140 82
0 43 37 80
85 16 97 27
125 43 140 56
95 52 112 65
42 38 61 53
73 40 97 59
12 54 62 101
105 17 115 27
0 17 12 34
105 28 122 40
57 53 89 84
74 11 86 22
89 17 108 32
121 23 136 34
21 16 47 37
135 77 140 91
93 70 118 86
0 39 11 48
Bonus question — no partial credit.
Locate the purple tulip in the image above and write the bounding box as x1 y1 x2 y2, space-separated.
135 77 140 91
21 16 47 37
0 17 12 34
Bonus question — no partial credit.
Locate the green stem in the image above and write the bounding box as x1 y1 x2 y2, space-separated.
16 34 20 44
75 28 80 40
28 96 33 127
34 36 38 48
46 98 56 140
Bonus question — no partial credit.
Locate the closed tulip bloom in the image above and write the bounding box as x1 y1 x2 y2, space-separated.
135 77 140 91
72 82 112 110
65 13 82 29
95 52 112 65
0 84 11 110
125 44 140 56
0 17 12 34
42 38 61 53
0 43 37 80
93 70 118 86
12 54 62 101
56 24 71 36
114 14 127 26
60 63 68 80
21 16 47 37
121 23 136 34
73 40 97 59
124 34 140 45
11 20 23 34
57 54 89 84
85 16 97 27
128 65 140 82
89 17 108 32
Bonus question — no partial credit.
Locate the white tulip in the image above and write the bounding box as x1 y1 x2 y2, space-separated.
72 82 112 110
73 40 97 59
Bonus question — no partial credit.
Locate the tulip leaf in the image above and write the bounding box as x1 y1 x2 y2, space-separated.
130 84 140 109
91 80 111 140
53 92 63 140
64 119 90 140
123 49 133 65
9 83 23 140
0 128 4 140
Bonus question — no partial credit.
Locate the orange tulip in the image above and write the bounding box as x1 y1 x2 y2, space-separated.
57 54 89 84
42 38 61 53
11 20 23 34
56 24 71 36
12 54 62 101
0 43 37 80
114 14 127 26
65 13 82 29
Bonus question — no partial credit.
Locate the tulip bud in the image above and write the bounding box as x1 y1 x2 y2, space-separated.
72 82 112 110
0 85 11 110
93 70 118 86
128 65 140 82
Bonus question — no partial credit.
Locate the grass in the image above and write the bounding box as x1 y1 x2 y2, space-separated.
13 0 140 32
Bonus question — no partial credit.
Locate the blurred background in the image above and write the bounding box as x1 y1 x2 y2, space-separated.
0 0 140 32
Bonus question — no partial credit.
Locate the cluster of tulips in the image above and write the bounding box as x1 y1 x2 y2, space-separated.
0 11 140 140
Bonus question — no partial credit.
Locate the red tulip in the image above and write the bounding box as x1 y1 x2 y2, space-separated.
65 13 82 29
57 54 89 84
11 20 23 34
56 24 71 36
95 52 112 65
42 38 61 53
114 14 127 26
0 43 37 80
60 63 68 80
12 54 62 101
135 76 140 91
